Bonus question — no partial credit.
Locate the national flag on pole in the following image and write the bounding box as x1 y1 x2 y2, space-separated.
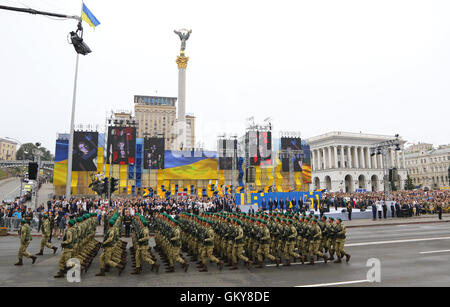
82 3 100 29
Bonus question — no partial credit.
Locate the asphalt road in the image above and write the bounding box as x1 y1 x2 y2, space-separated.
1 223 449 287
0 178 22 202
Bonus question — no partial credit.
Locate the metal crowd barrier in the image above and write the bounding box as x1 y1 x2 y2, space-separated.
0 216 39 232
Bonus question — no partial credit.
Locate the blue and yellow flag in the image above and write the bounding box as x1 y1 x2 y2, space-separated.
82 3 100 29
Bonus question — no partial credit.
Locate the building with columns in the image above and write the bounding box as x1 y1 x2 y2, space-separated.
305 131 407 192
404 144 450 190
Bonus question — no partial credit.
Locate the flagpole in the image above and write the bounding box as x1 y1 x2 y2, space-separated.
65 2 84 200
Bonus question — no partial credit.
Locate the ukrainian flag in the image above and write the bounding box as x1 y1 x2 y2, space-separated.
82 3 100 29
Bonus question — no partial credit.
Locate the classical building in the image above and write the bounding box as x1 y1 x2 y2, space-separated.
134 95 195 150
305 131 407 192
0 138 17 160
405 144 450 189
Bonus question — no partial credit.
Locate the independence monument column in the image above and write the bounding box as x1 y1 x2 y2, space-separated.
174 28 191 150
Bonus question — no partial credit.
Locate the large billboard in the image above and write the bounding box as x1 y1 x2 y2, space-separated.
281 137 303 172
107 127 136 165
72 131 98 171
259 131 272 167
143 138 165 169
218 139 237 170
247 130 272 167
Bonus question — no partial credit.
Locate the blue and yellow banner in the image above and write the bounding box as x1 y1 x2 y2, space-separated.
82 3 100 29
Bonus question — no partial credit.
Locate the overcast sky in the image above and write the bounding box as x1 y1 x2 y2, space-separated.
1 0 449 154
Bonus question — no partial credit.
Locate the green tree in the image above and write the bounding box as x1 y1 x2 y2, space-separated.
404 174 415 190
16 143 53 161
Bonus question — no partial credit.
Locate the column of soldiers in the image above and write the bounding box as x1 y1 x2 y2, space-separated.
54 213 101 278
129 213 160 274
170 210 350 271
95 212 127 276
153 213 189 273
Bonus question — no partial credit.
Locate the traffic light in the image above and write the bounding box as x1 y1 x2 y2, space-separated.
110 177 119 194
89 178 104 196
28 162 38 180
69 22 91 55
102 177 109 195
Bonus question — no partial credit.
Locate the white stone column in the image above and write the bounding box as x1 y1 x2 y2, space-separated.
366 147 371 169
373 153 377 169
396 150 400 169
318 149 322 170
333 146 338 168
354 147 359 169
348 146 353 168
328 147 332 170
311 150 315 171
360 147 366 169
401 151 406 169
340 146 345 169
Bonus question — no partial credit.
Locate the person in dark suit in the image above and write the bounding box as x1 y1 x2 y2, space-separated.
261 198 267 211
299 198 304 213
268 198 273 212
274 198 279 210
279 199 284 211
391 203 395 218
372 203 377 220
382 202 388 219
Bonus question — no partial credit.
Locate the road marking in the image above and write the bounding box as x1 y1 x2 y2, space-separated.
295 279 370 287
266 261 325 267
347 236 450 247
420 249 450 255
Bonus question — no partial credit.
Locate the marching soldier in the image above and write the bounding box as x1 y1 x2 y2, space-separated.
131 216 160 274
256 219 280 268
333 218 351 263
306 219 328 265
283 219 301 266
96 218 125 276
230 219 253 270
199 219 223 272
169 219 189 273
15 219 37 266
36 214 58 256
54 219 75 278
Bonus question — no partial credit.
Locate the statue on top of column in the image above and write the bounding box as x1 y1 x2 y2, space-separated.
174 28 192 55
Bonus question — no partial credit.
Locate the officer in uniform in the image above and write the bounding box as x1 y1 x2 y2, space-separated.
36 214 58 255
15 219 37 266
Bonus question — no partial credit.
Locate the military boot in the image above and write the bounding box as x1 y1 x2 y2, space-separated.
307 258 315 265
334 257 342 263
166 266 175 273
324 255 329 264
217 260 224 271
31 256 37 264
247 260 253 270
54 270 65 278
229 263 238 270
256 261 264 269
345 254 351 263
105 265 110 272
153 263 160 273
36 250 44 256
95 269 106 276
183 262 189 272
14 259 23 266
283 259 291 266
199 264 208 272
130 267 142 275
117 264 125 276
276 258 281 267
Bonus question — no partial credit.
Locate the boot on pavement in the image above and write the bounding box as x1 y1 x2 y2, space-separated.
14 259 23 266
54 270 65 278
31 256 37 264
36 250 44 256
199 264 208 272
130 267 142 275
217 260 224 271
95 269 106 276
345 254 351 263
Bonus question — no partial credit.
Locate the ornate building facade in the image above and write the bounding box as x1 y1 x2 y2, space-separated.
305 131 407 192
405 144 450 190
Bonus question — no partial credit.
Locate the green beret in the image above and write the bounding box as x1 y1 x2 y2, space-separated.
69 220 76 226
43 214 48 219
108 219 115 226
76 217 82 222
306 217 311 221
313 219 318 223
329 217 334 221
20 219 27 223
337 218 342 222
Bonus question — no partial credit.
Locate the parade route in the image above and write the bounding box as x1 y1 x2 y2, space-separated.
1 222 449 287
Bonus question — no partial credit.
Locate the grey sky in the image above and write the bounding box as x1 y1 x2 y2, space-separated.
1 0 449 154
